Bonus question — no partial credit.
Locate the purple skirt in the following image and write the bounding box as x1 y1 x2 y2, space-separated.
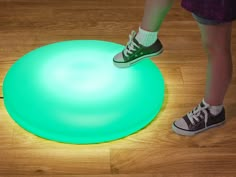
181 0 236 22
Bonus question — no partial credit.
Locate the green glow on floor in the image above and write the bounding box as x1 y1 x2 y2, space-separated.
3 40 165 144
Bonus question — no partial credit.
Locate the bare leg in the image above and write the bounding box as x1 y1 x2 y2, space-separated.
198 22 233 106
140 0 174 32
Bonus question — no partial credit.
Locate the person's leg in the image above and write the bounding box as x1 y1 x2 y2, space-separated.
198 22 233 106
172 18 233 136
113 0 174 67
136 0 174 46
140 0 174 32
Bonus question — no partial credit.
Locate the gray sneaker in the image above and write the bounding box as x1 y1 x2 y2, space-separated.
172 101 226 136
113 30 163 68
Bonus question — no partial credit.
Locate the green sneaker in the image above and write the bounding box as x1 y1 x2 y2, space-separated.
113 30 163 68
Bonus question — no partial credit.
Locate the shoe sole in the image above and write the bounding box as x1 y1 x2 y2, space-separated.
172 120 226 136
113 48 164 68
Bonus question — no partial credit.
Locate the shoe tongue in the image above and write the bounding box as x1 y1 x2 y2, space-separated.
200 102 205 107
133 34 142 46
201 99 210 107
196 102 206 111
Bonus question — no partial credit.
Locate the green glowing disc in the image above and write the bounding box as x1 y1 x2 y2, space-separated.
3 40 165 144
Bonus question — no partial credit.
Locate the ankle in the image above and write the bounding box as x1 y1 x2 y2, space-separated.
203 98 223 106
135 26 158 47
203 98 223 116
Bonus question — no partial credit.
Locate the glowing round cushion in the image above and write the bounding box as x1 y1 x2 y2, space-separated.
3 40 165 144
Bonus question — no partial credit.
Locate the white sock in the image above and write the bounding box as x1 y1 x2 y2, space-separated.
135 26 158 47
202 98 223 116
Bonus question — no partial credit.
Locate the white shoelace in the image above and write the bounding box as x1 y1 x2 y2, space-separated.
123 30 140 57
187 103 209 125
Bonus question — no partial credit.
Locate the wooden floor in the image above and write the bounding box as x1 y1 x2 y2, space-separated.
0 0 236 176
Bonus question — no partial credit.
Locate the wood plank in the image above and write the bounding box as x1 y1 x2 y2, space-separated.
0 175 235 177
0 100 14 149
0 149 110 175
156 66 184 85
110 148 236 175
0 86 2 97
0 175 153 177
0 0 146 10
0 21 203 35
181 66 236 85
